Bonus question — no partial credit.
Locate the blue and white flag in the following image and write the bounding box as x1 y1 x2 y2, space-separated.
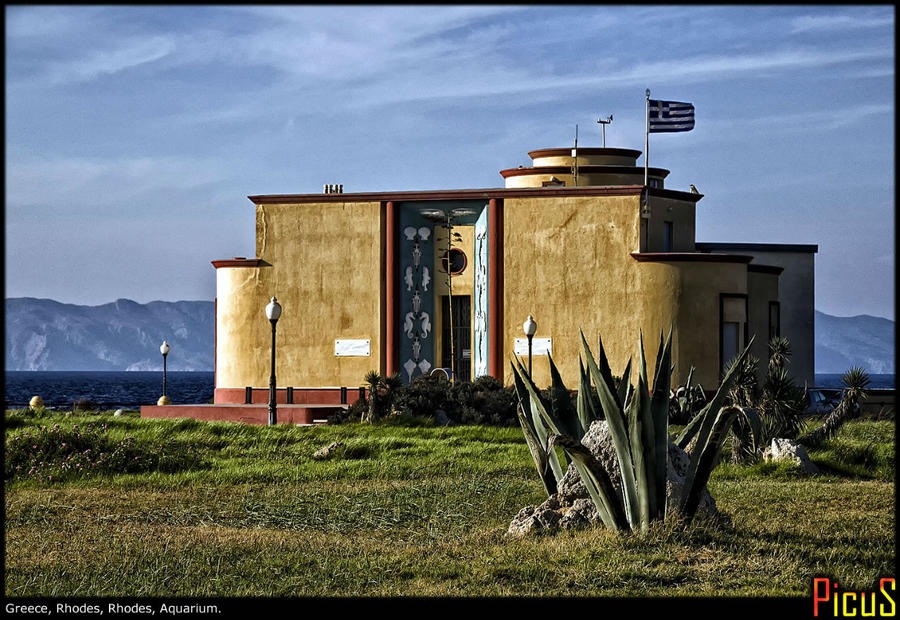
648 99 695 133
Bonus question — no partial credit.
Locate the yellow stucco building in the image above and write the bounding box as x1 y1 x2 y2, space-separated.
210 146 816 407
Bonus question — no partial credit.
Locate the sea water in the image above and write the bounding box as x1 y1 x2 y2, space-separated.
3 371 893 410
4 371 215 409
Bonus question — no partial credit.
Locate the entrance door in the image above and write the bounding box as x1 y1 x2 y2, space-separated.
441 295 471 382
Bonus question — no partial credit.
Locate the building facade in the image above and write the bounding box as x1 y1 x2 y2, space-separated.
211 146 817 405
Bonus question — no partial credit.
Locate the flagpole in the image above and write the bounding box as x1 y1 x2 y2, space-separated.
644 88 650 188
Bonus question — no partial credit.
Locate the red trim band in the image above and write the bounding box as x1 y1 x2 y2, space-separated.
211 258 264 268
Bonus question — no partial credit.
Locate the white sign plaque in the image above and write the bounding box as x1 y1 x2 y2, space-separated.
334 339 371 357
514 337 552 356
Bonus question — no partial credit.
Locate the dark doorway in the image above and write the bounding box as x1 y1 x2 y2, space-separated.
441 295 471 382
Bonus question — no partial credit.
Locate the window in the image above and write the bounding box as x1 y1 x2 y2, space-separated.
722 321 740 370
663 221 674 252
640 219 648 252
441 248 467 275
720 293 748 378
769 301 781 340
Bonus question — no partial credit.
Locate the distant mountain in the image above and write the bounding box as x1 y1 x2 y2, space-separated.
816 311 894 374
4 299 893 375
5 298 213 371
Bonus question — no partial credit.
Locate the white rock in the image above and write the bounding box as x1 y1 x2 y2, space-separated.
763 438 819 474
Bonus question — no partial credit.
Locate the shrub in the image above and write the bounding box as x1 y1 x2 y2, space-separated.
451 375 519 426
389 373 456 420
5 422 207 484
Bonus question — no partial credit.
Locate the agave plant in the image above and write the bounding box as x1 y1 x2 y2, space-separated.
511 327 758 532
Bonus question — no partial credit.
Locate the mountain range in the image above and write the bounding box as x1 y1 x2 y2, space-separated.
5 298 213 371
3 298 894 374
814 310 894 374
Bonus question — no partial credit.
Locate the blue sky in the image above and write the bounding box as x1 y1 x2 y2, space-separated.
5 5 895 319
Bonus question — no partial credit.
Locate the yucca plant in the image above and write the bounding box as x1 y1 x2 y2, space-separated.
798 367 870 448
728 337 808 462
511 327 758 532
767 336 792 371
669 366 706 425
361 371 403 423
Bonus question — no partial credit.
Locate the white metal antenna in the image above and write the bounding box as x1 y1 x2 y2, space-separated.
597 114 613 148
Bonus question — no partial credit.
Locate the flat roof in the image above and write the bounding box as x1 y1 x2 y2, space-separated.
695 242 818 253
249 185 701 204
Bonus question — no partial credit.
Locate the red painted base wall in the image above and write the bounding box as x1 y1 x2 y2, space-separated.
214 387 367 405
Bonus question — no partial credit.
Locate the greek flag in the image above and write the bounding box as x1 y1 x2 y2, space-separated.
648 99 695 133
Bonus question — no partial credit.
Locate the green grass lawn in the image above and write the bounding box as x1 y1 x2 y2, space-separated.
4 410 895 597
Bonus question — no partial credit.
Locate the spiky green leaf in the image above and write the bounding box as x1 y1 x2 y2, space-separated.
548 352 582 439
681 406 741 520
549 433 629 531
511 362 557 496
679 337 755 513
580 331 640 528
650 327 673 521
513 357 566 483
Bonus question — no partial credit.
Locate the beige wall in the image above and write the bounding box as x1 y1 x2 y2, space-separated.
532 153 637 167
216 200 383 389
746 252 815 386
747 270 780 382
645 196 696 252
640 261 748 389
504 171 664 189
501 194 744 390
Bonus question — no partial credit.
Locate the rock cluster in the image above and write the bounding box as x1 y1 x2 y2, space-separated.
507 420 725 537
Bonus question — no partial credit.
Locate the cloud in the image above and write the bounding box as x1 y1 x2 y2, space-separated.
790 12 894 33
338 45 893 108
699 103 894 135
42 36 176 85
6 156 227 212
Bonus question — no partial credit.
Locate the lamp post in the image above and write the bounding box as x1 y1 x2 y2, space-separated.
265 296 282 426
158 341 171 405
523 315 537 376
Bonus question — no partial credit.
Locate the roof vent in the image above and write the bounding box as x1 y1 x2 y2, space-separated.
323 184 343 194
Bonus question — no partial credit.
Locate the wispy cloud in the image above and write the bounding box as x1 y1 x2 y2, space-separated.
339 45 894 107
7 156 227 211
54 36 175 85
790 12 894 33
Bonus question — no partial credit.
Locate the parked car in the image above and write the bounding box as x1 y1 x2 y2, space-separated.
805 389 839 416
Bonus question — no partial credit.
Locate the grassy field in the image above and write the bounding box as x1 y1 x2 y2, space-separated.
4 410 895 597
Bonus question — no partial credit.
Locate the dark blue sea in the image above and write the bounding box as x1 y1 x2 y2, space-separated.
2 371 894 410
814 373 895 390
4 371 214 409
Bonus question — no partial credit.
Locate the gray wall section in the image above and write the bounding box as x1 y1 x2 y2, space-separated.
697 243 816 386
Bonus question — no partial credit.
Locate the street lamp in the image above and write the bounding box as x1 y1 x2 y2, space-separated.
523 315 537 376
157 341 171 405
265 296 282 426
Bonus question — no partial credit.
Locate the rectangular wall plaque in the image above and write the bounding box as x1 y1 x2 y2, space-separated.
335 339 371 356
514 337 552 356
